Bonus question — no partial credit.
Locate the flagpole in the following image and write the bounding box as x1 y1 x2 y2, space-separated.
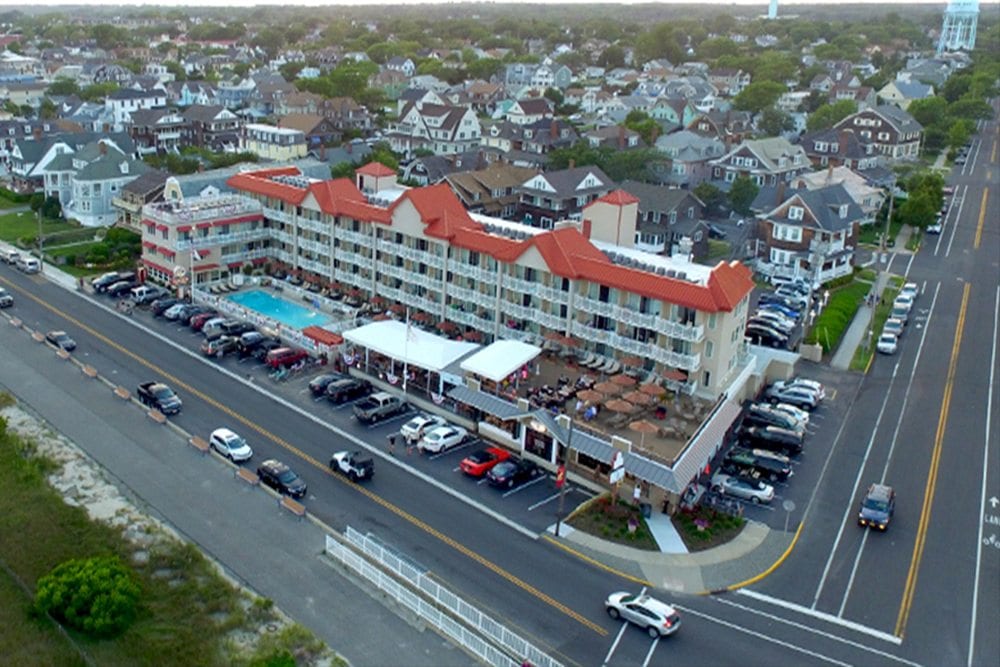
403 307 410 394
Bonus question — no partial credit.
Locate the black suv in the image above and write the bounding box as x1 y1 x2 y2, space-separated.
256 459 307 499
309 373 345 396
741 425 803 455
858 483 895 531
251 338 284 362
151 297 181 316
326 378 372 404
724 447 793 482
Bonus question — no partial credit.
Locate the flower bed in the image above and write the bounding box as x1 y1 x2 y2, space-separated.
566 494 659 551
670 506 746 552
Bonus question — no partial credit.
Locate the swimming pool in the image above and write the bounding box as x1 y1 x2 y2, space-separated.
228 289 331 330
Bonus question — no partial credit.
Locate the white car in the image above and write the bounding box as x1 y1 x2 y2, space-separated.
765 385 819 410
209 428 253 462
711 472 775 504
770 402 810 426
899 282 919 301
605 592 681 637
877 332 898 355
419 425 469 453
893 294 915 313
400 414 447 443
883 318 905 338
771 377 825 400
163 303 188 320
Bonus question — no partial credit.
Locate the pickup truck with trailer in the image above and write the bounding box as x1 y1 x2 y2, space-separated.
136 381 183 415
352 391 407 424
329 451 374 482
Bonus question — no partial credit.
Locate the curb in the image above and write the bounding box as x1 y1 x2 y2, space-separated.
701 520 804 595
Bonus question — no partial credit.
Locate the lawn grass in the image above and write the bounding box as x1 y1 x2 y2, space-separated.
567 494 659 551
850 283 902 371
0 407 329 666
858 219 903 247
0 211 75 244
804 280 870 353
705 239 731 262
856 268 877 283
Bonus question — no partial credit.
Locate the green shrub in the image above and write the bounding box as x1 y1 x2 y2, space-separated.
35 555 141 638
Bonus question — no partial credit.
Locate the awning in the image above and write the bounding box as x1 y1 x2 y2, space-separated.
177 225 192 232
460 340 542 383
671 398 742 490
141 258 171 274
141 240 156 249
196 222 212 229
447 385 526 420
227 261 242 269
155 223 169 232
251 257 268 265
531 411 616 463
344 320 480 373
193 263 219 271
161 248 176 258
303 326 343 347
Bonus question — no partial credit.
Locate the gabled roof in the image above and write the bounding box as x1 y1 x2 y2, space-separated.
357 161 395 177
618 180 702 212
308 178 391 223
751 183 864 233
519 165 612 198
276 113 330 134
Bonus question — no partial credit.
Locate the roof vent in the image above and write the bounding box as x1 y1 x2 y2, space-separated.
656 267 666 276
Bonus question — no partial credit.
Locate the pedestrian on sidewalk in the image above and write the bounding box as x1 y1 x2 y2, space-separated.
387 434 396 456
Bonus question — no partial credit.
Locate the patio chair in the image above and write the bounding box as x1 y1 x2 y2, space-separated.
607 360 621 375
587 356 606 370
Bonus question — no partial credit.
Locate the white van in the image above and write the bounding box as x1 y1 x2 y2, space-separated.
16 256 41 274
0 246 19 264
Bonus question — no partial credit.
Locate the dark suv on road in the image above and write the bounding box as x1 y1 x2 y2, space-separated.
858 483 895 531
257 459 307 498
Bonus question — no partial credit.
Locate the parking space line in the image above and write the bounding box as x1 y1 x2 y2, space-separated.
502 475 550 497
529 491 563 511
601 619 630 667
640 635 659 667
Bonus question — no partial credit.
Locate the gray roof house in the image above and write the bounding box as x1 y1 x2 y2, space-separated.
652 130 725 188
618 179 709 259
515 165 614 228
834 105 923 161
45 140 150 227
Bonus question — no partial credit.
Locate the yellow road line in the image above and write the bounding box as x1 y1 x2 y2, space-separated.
974 189 988 250
2 278 608 637
992 139 997 163
724 520 805 592
541 534 653 587
895 282 970 638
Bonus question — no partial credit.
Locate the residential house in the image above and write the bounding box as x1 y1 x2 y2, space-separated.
127 108 186 155
276 113 341 149
247 74 295 117
242 123 307 161
113 169 168 231
505 98 554 126
276 91 323 116
877 80 934 111
0 81 47 109
687 109 753 149
750 183 864 285
709 137 811 188
791 166 886 225
662 77 718 112
649 97 699 131
401 150 494 186
828 85 875 111
834 105 922 161
797 127 880 171
215 75 256 110
386 101 481 159
652 130 725 189
385 56 416 78
898 58 952 88
104 88 168 132
88 63 132 85
443 162 538 218
396 88 444 116
44 140 150 227
480 118 577 161
0 120 54 164
515 165 614 227
8 131 135 193
319 97 372 133
182 105 242 152
708 68 751 96
618 179 709 258
167 81 216 108
455 81 504 116
583 125 644 150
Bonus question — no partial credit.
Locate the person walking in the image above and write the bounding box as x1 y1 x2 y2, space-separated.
387 434 396 456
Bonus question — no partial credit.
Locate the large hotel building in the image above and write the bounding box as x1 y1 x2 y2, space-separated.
140 162 755 400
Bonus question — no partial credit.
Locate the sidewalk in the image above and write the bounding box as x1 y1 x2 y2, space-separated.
829 270 892 370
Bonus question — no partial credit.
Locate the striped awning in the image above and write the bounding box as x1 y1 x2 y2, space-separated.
670 398 742 490
447 385 526 420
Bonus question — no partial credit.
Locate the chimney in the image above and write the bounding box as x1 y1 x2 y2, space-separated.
319 144 326 161
32 126 42 141
568 159 575 169
550 118 558 138
827 163 834 182
99 141 107 155
581 219 592 239
776 181 786 203
618 126 625 150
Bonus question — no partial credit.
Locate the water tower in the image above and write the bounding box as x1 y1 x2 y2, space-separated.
937 0 979 53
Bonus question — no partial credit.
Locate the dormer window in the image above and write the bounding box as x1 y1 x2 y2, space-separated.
788 205 804 220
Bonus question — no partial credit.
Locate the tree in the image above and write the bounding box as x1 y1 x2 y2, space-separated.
806 99 857 132
466 57 502 81
80 82 120 102
698 36 738 60
896 189 937 228
733 81 786 114
758 106 794 137
39 98 57 120
164 61 186 83
729 176 759 216
597 44 625 69
46 78 80 97
35 556 140 638
694 182 726 215
947 119 974 149
623 110 659 146
907 97 947 128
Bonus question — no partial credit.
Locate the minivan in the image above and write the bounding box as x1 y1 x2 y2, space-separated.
266 347 308 369
16 255 41 273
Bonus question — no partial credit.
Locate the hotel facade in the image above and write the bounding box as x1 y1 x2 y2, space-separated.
140 163 755 401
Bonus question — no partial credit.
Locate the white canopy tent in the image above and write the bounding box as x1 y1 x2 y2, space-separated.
460 340 542 383
343 320 480 373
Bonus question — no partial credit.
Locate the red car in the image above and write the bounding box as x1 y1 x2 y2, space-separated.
266 347 308 369
190 311 219 332
459 447 511 477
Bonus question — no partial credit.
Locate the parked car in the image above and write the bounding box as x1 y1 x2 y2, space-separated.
220 320 255 338
266 347 308 369
200 335 238 358
883 318 905 338
893 294 915 313
890 304 909 325
725 447 793 482
769 377 825 400
769 402 810 426
177 304 212 325
45 330 76 351
400 414 447 443
858 483 895 531
419 425 469 454
899 282 919 301
209 428 253 462
486 459 541 488
236 331 273 357
106 279 138 297
257 459 307 498
764 385 819 411
748 316 793 335
90 271 122 292
708 223 727 239
151 297 181 317
459 447 511 477
605 592 681 638
325 377 372 404
711 472 775 504
926 221 943 235
163 303 188 320
744 404 805 432
750 309 796 331
190 310 220 331
876 332 898 355
741 425 804 455
758 301 801 321
308 373 344 397
252 338 284 362
745 324 788 348
136 381 182 415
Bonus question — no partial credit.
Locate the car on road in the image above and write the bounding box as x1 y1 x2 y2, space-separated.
136 381 183 415
325 377 372 404
876 332 898 355
883 318 905 339
899 282 919 301
605 592 681 638
419 425 469 453
200 335 238 358
711 472 775 504
308 373 344 396
486 458 542 488
329 450 375 482
45 330 76 351
893 293 915 313
400 413 447 443
926 221 943 234
0 287 13 308
257 459 307 498
890 304 909 325
858 483 895 531
459 446 511 477
209 428 253 462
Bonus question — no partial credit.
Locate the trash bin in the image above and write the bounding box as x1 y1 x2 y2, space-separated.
640 502 652 519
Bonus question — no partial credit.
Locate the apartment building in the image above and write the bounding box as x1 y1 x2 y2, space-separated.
242 123 307 161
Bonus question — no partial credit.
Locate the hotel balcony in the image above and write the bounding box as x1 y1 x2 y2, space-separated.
450 262 498 283
146 197 260 225
220 247 270 264
298 237 329 254
175 228 271 250
297 217 328 235
338 228 371 246
270 228 295 245
447 283 495 309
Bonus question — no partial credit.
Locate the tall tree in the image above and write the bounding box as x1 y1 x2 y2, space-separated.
758 106 794 137
806 100 857 132
733 81 785 114
729 176 759 216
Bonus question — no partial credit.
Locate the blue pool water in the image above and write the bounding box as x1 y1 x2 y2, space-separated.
228 289 331 330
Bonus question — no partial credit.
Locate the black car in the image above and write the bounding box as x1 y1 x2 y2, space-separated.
309 373 345 396
90 271 121 292
106 280 138 297
45 330 77 351
745 325 788 349
743 404 803 432
177 304 212 325
741 425 803 455
708 223 727 239
724 447 793 482
256 459 307 499
486 459 541 489
151 297 181 317
326 378 372 404
243 335 282 360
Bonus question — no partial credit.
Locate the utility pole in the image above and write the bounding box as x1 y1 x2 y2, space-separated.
37 206 43 261
554 416 573 537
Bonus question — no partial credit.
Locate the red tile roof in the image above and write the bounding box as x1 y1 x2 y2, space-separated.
356 161 396 177
226 170 310 206
308 178 391 224
593 189 640 206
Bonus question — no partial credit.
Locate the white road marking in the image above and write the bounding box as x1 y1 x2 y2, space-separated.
602 586 645 667
943 184 969 258
835 283 940 616
640 635 659 667
502 474 549 497
731 591 910 653
968 283 999 667
529 491 563 511
676 604 854 667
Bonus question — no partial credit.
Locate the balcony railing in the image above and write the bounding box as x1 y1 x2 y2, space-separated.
448 283 494 309
298 217 328 235
175 228 270 250
298 237 328 254
145 197 260 225
338 228 371 246
220 247 270 264
270 229 294 245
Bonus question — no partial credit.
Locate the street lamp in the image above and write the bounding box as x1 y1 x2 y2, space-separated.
554 415 574 537
37 206 42 262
